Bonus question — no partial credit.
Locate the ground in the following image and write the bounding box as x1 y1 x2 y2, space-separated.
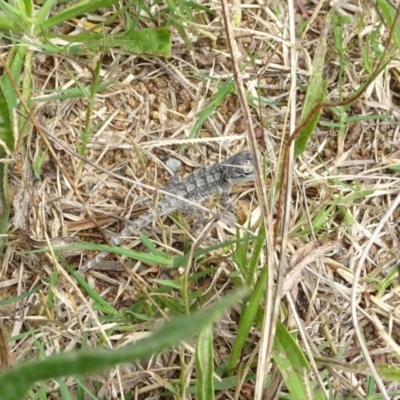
1 0 400 399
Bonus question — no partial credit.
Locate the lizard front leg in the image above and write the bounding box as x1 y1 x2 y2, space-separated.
220 185 234 212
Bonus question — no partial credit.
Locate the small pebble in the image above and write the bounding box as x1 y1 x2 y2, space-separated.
166 157 182 174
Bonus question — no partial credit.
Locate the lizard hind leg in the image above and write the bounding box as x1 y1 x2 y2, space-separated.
174 201 205 234
111 211 154 245
164 174 181 190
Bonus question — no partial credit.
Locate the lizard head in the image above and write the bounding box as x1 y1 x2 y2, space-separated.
222 150 256 184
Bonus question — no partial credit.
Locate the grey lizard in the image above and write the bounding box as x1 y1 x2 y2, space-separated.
81 150 256 271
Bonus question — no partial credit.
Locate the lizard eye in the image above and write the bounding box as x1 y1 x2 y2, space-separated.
222 151 256 183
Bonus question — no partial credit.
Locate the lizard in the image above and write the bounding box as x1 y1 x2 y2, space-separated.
81 150 257 272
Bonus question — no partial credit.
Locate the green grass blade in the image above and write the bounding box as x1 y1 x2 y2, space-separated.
111 28 171 57
33 81 114 101
31 27 171 57
63 28 171 57
34 0 58 24
38 0 120 31
315 356 400 381
0 13 15 30
184 374 257 395
172 235 265 268
181 79 235 153
21 0 33 18
0 81 14 152
245 221 265 286
227 265 267 373
0 287 249 400
195 326 215 399
0 0 33 32
63 264 118 315
377 0 400 48
26 242 172 267
273 321 310 399
295 13 331 157
0 80 14 254
0 284 43 307
140 233 170 258
0 46 25 122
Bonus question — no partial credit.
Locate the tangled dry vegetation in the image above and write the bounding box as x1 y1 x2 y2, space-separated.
1 0 400 398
